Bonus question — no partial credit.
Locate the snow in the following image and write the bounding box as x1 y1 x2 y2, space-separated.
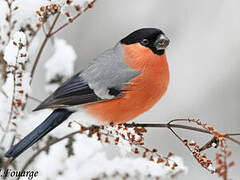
21 72 31 96
72 0 95 8
4 41 19 66
15 109 187 180
4 31 28 65
44 83 60 94
45 38 77 82
105 125 142 156
13 31 27 45
33 133 187 180
2 73 14 100
3 31 30 105
0 91 10 138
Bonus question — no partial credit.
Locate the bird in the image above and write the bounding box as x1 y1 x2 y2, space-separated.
5 28 170 160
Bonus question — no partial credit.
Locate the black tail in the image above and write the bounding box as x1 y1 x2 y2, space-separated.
5 108 73 160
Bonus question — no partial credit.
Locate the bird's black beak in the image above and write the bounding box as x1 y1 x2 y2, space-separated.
154 34 170 50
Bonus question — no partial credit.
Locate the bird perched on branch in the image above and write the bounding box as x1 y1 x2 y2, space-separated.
5 28 170 160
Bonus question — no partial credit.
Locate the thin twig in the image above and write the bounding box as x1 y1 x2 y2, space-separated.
225 136 240 145
171 119 240 144
0 124 5 131
28 95 42 103
223 143 228 180
227 133 240 136
49 0 97 37
30 12 61 80
9 135 16 149
28 26 41 47
0 51 19 146
125 123 209 134
41 23 47 37
0 89 8 98
125 122 240 145
0 0 13 81
47 12 61 38
29 0 97 93
167 126 213 173
6 0 13 45
30 35 47 79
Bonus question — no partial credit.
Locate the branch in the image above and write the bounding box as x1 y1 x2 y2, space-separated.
125 123 209 134
49 0 97 37
16 119 239 176
166 126 214 173
27 26 40 48
30 12 61 80
125 121 240 145
28 95 42 103
30 0 97 81
0 52 19 146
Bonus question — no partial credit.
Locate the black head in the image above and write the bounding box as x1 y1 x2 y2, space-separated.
120 28 170 55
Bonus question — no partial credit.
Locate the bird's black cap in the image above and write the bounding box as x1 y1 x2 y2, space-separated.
120 28 169 55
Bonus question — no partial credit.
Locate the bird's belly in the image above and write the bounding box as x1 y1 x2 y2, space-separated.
84 72 169 124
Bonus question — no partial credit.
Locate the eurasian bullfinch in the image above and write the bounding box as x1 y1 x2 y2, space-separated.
5 28 170 160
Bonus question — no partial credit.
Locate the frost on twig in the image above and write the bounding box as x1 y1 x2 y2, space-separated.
0 31 30 146
0 0 41 82
0 0 18 51
3 31 30 115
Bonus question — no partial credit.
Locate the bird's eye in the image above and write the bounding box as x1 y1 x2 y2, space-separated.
141 39 149 46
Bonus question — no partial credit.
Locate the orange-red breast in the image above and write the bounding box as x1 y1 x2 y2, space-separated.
5 28 170 160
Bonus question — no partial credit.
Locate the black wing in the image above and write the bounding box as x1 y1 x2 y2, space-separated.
33 73 116 111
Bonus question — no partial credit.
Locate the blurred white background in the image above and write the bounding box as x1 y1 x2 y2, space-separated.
27 0 240 179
